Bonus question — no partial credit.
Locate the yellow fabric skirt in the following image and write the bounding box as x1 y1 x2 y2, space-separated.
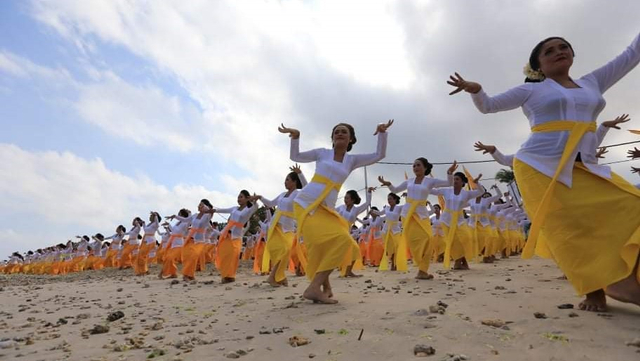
404 216 432 272
266 227 295 282
473 224 493 257
514 159 640 295
379 231 407 271
216 238 242 278
441 223 475 261
294 204 359 280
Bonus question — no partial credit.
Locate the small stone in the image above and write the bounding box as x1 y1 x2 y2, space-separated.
626 338 640 348
225 351 240 359
89 324 110 335
57 318 68 325
246 336 254 340
288 336 310 347
0 340 17 349
309 353 316 358
236 349 248 356
170 280 180 285
533 312 547 319
413 344 436 357
414 309 429 316
107 311 125 322
481 319 505 328
557 303 574 309
117 288 123 292
76 313 91 320
568 312 579 318
313 329 325 334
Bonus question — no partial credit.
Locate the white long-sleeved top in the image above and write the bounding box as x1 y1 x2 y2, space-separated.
126 225 142 246
175 213 213 242
378 204 403 235
363 216 384 239
260 173 308 233
336 190 372 225
471 32 640 187
216 202 259 239
388 175 452 219
169 220 191 248
431 215 445 237
143 221 159 244
467 191 502 228
291 132 387 211
431 186 486 226
105 233 125 250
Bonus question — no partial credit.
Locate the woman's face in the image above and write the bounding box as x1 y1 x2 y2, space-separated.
198 202 206 213
538 39 574 76
344 193 354 207
413 159 426 177
284 175 295 191
453 175 465 189
237 193 247 206
387 194 396 206
332 125 351 149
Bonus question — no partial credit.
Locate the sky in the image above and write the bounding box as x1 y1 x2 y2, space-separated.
1 0 639 258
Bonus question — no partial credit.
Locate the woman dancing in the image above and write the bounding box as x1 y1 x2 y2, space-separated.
279 119 393 304
448 31 640 310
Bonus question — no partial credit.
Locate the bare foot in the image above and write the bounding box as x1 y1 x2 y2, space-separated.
346 272 362 278
183 276 194 282
578 289 607 312
278 279 289 287
221 277 235 284
267 277 281 287
304 288 338 304
168 275 178 279
453 258 470 270
605 274 640 307
482 257 493 264
322 286 333 299
157 273 163 280
415 271 434 280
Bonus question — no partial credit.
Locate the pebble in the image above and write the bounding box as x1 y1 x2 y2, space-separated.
533 312 547 319
626 338 640 348
226 351 240 359
89 324 110 335
413 344 436 357
107 311 125 322
557 303 574 309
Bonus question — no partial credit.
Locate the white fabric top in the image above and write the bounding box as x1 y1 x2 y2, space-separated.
336 190 372 225
364 216 384 239
105 233 124 250
431 186 485 226
143 221 159 244
389 175 452 219
261 173 308 233
291 132 387 210
169 219 190 248
431 215 444 237
471 32 640 187
175 213 213 242
126 225 142 246
378 204 403 235
216 202 259 239
467 191 501 228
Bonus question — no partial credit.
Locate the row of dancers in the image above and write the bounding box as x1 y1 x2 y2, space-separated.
3 30 640 311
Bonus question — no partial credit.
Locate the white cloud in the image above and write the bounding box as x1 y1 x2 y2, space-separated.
0 143 237 257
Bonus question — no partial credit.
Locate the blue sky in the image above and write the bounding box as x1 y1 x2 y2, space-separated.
1 0 640 258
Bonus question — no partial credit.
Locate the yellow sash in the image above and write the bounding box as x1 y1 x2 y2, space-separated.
472 213 489 260
261 209 294 273
523 120 596 259
402 198 433 238
443 208 464 269
295 174 347 238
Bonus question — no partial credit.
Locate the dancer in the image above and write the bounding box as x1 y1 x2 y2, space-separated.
448 31 640 310
279 119 392 303
171 200 214 281
362 207 385 267
119 218 142 269
374 193 405 271
336 187 374 277
135 212 161 276
430 171 485 270
103 225 126 268
378 159 457 279
214 190 260 283
258 165 307 286
160 209 191 279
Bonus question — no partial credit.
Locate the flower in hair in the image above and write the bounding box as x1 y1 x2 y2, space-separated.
523 63 545 81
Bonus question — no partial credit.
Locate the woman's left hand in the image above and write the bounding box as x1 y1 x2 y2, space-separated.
374 119 394 135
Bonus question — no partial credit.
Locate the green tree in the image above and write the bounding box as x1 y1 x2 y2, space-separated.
495 169 515 184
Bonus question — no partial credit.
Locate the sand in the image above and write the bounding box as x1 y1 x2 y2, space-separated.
1 258 639 361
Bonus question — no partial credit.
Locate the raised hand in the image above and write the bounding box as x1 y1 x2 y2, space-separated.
378 175 391 187
447 161 458 175
374 119 394 135
289 163 302 174
627 147 640 159
602 114 630 129
595 146 608 159
473 173 483 183
278 123 300 139
473 141 496 155
447 72 481 95
631 166 640 174
367 186 377 193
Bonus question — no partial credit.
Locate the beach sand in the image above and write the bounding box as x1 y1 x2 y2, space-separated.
1 257 639 361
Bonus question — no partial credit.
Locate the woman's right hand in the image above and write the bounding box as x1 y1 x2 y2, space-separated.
474 141 496 155
447 72 481 95
378 175 391 187
278 124 300 139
